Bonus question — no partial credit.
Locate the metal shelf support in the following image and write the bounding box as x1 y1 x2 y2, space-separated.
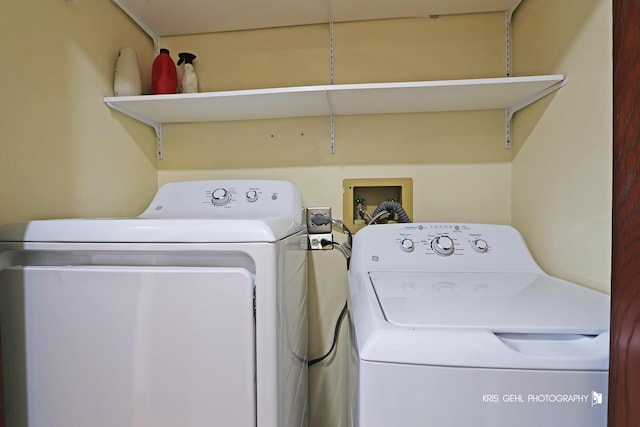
329 22 335 154
330 115 335 154
504 77 568 148
505 2 519 76
154 123 164 160
112 0 159 47
105 98 164 159
505 1 522 76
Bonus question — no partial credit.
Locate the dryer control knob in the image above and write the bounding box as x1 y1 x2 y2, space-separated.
400 238 415 252
211 188 231 206
246 190 259 202
432 235 454 256
472 238 488 253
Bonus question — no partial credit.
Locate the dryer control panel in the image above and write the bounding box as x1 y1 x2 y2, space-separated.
349 223 542 274
139 179 303 221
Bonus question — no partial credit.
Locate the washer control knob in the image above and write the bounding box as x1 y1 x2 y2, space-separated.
246 190 258 202
400 238 415 252
472 238 488 253
432 235 454 256
211 188 231 206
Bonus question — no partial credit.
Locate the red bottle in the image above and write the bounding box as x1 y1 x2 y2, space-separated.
152 48 177 94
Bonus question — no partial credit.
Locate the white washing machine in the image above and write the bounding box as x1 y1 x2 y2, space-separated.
0 180 308 427
348 223 609 427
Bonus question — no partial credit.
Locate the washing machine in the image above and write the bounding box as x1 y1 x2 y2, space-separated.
0 179 308 427
348 223 609 427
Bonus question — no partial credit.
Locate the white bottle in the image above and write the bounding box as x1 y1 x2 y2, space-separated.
177 52 198 93
113 47 142 96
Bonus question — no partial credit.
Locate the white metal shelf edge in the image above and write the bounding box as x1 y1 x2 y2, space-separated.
104 75 565 158
111 0 524 38
105 75 564 122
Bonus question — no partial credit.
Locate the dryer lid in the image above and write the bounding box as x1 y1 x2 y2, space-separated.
369 271 610 334
0 180 305 243
0 218 304 243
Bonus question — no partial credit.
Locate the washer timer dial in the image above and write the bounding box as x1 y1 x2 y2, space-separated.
246 190 259 202
400 238 415 252
472 238 488 253
211 188 232 206
431 235 455 256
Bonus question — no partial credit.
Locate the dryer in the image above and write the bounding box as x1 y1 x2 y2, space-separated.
0 180 308 427
348 223 609 427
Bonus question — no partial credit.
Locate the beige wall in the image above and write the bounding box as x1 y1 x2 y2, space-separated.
0 0 157 223
0 1 611 426
159 14 512 427
511 0 612 292
158 4 612 423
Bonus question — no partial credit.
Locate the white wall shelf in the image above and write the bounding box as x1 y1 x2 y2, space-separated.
105 75 565 158
108 0 563 159
112 0 523 39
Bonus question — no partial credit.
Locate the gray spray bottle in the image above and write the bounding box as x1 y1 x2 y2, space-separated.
177 52 198 93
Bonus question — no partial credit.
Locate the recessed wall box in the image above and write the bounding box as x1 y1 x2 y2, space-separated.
343 178 413 232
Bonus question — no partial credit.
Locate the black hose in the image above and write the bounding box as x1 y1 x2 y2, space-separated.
371 200 411 223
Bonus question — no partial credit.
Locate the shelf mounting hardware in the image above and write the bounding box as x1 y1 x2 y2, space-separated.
504 77 568 148
505 11 511 76
505 1 522 76
154 123 163 160
111 0 159 49
325 89 336 154
329 21 335 154
329 22 335 85
104 98 164 159
330 115 335 154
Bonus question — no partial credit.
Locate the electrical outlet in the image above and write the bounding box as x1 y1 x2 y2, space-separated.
308 233 334 250
306 207 332 234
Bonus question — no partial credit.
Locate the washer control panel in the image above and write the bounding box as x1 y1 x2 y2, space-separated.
350 223 542 273
391 224 492 258
209 187 262 206
139 179 302 221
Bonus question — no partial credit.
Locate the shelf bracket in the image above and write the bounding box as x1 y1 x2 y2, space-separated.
329 22 335 85
154 123 164 160
504 77 568 148
505 1 522 77
328 22 335 154
505 10 512 77
111 0 160 51
505 108 513 149
330 115 335 154
104 98 164 159
324 89 336 154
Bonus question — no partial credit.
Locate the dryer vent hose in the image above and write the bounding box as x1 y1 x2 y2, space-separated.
371 201 411 224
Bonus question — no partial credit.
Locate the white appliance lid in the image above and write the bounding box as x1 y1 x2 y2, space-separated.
0 218 303 243
0 180 305 243
370 271 610 334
